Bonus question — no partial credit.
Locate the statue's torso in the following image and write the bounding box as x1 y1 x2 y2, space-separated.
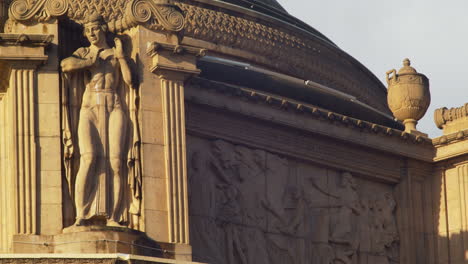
81 49 122 111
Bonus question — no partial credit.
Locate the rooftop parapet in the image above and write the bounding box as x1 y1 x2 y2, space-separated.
434 103 468 135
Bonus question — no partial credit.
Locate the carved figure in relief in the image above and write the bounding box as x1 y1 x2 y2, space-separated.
370 192 399 263
61 14 141 228
188 149 225 263
208 140 248 264
329 172 361 264
233 146 270 264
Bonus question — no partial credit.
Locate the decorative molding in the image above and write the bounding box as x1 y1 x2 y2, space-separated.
146 41 204 77
146 41 206 58
188 77 432 146
0 33 54 46
0 254 203 264
8 0 185 33
9 0 68 22
0 259 117 264
126 0 185 32
433 129 468 146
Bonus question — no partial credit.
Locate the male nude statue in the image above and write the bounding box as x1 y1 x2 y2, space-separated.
61 14 134 226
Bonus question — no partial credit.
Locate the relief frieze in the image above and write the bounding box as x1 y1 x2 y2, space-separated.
187 136 399 264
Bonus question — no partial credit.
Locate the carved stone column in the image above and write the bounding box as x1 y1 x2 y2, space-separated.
0 34 51 252
146 42 204 245
9 64 40 234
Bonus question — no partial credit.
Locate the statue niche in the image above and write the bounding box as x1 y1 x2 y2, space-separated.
61 14 141 228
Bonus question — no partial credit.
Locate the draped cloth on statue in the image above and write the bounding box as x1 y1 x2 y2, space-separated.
62 46 142 226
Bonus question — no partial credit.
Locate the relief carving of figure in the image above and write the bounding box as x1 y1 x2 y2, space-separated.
188 149 224 263
61 14 141 228
210 140 248 264
370 192 399 264
329 172 361 264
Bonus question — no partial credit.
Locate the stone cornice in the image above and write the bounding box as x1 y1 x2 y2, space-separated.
433 131 468 162
0 34 52 64
7 0 184 33
146 41 206 58
188 78 433 148
146 41 205 79
0 33 54 46
433 129 468 147
0 254 205 264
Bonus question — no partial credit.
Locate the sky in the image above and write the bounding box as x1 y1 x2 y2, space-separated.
277 0 468 138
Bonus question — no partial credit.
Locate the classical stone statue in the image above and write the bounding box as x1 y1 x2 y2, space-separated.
61 14 142 228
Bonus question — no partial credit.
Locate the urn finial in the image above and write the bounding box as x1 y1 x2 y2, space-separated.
403 58 410 66
398 58 417 74
386 59 431 135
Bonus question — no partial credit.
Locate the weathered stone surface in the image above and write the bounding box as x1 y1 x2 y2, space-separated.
1 0 468 264
0 254 204 264
187 136 399 264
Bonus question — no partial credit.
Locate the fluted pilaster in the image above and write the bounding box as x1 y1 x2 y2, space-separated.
9 66 38 235
161 78 188 244
0 33 50 253
147 41 203 247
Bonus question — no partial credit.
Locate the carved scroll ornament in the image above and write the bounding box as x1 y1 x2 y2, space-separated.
126 0 184 32
8 0 184 33
9 0 68 22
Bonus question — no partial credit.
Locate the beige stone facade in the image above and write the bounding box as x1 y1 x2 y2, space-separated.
0 0 466 263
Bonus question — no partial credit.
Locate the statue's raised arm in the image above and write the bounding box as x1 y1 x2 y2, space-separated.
61 47 100 73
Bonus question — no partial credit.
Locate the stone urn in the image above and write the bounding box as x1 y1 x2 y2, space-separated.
386 58 430 133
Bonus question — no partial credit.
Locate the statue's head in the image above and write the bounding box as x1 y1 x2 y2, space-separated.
83 13 108 46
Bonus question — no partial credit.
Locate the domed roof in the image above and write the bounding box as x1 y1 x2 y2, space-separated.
190 0 394 124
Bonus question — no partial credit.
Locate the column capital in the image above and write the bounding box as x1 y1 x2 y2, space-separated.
146 41 205 81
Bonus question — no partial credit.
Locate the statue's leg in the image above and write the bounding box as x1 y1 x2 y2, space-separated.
108 107 127 223
75 109 98 225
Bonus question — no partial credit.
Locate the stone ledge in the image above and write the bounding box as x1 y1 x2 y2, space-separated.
0 254 205 264
0 33 54 46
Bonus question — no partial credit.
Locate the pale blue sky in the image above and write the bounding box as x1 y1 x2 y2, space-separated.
277 0 468 138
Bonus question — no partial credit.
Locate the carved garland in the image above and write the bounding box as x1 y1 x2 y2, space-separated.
8 0 184 33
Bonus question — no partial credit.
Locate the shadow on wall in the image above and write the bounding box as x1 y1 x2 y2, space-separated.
430 162 468 264
186 136 406 264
